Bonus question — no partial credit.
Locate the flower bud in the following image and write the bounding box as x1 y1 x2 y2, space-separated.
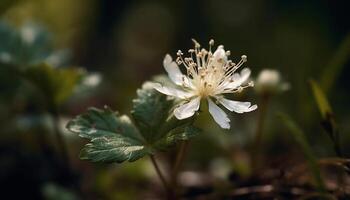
255 69 289 94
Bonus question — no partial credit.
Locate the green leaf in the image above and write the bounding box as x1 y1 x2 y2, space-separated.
66 80 200 163
24 63 84 107
131 81 173 140
320 34 350 94
132 81 199 146
309 79 342 156
153 126 200 150
278 113 325 192
0 22 69 67
309 79 332 119
66 107 151 163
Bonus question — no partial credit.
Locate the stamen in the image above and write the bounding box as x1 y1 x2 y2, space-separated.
224 55 247 76
192 39 200 48
209 39 214 46
222 81 254 94
170 39 253 98
241 55 247 62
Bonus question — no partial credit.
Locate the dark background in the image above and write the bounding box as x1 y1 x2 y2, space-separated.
0 0 350 199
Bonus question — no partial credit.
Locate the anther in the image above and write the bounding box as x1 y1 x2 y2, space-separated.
209 39 214 46
241 55 247 62
192 39 200 48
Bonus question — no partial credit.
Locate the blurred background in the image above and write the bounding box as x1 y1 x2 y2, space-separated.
0 0 350 199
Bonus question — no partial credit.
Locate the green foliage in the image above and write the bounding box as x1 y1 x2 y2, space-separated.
279 113 326 192
0 21 78 108
309 79 332 119
132 82 173 140
67 107 150 163
310 79 342 156
67 81 200 163
320 34 350 94
0 22 68 68
24 63 85 107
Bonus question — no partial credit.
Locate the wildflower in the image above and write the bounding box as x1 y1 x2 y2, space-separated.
154 39 257 129
255 69 290 94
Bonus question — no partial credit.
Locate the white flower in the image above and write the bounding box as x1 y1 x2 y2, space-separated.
154 39 257 129
255 69 290 94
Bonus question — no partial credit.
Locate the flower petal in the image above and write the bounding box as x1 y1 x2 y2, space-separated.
208 98 230 129
153 83 193 99
226 68 251 89
211 45 227 70
213 45 227 62
218 98 257 113
163 54 184 85
174 97 201 120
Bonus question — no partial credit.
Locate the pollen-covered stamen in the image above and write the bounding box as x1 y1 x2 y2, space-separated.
207 39 214 63
222 81 254 93
177 50 197 78
191 39 203 69
225 55 247 77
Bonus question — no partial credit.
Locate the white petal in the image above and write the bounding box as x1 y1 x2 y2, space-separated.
163 54 184 85
226 68 251 89
153 83 193 99
174 97 201 119
208 98 230 129
213 45 227 61
211 46 227 70
218 98 257 113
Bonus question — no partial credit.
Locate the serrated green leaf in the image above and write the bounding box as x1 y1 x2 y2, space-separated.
66 80 200 164
67 107 151 163
132 81 200 146
309 79 332 119
24 63 84 107
154 126 200 150
131 81 173 140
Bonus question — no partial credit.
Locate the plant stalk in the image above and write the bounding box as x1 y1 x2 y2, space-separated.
252 94 270 169
171 140 189 187
150 155 171 197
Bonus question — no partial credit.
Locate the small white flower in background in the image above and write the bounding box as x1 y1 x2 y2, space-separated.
255 69 290 94
154 39 257 129
83 73 102 87
20 24 38 45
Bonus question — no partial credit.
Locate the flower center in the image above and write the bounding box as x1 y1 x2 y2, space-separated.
176 39 251 96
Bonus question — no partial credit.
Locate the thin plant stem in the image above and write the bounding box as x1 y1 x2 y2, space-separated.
171 140 189 187
252 94 270 169
150 155 171 195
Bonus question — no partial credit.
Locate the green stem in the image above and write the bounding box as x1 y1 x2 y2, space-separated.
150 155 171 196
252 94 270 169
171 141 189 187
